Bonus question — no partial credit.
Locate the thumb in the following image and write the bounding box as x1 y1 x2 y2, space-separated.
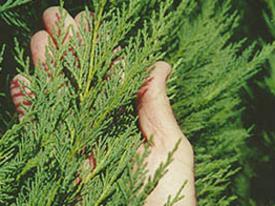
137 61 183 145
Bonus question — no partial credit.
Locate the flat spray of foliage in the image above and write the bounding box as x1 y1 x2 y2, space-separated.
169 1 274 205
0 0 274 206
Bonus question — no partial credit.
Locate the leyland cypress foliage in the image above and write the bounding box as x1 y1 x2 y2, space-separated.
238 1 275 205
0 1 192 205
0 0 274 206
169 1 274 205
0 45 6 134
0 0 33 38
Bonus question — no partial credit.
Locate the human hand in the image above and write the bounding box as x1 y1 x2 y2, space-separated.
10 7 196 206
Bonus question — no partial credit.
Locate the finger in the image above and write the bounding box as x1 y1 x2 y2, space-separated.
43 6 78 44
74 10 93 32
137 62 195 206
137 61 171 103
74 11 93 46
137 61 175 142
31 30 52 68
147 61 171 87
10 74 34 121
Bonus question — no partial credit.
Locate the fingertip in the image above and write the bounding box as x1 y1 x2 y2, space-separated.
150 61 172 83
30 30 50 66
10 74 34 121
154 61 172 71
74 11 86 24
10 74 31 96
74 10 93 32
11 74 30 88
43 6 77 38
43 6 62 33
43 6 60 15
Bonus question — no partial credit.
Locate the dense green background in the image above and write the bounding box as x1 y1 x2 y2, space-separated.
0 0 275 205
236 1 275 205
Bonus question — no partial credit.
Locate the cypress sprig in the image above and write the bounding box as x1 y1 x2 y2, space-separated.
0 0 274 205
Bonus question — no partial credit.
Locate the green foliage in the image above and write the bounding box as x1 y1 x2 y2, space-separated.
0 44 4 77
0 0 190 205
0 0 33 34
264 0 275 38
251 1 275 204
264 0 275 98
0 0 274 205
0 44 6 133
230 0 275 205
170 0 274 205
0 0 32 12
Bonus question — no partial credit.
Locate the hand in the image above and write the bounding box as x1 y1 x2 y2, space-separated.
10 7 196 206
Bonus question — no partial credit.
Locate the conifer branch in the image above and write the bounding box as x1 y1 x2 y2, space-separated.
0 0 274 205
0 0 32 13
83 0 107 101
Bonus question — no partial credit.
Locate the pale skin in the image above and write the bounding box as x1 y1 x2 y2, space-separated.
9 7 196 206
